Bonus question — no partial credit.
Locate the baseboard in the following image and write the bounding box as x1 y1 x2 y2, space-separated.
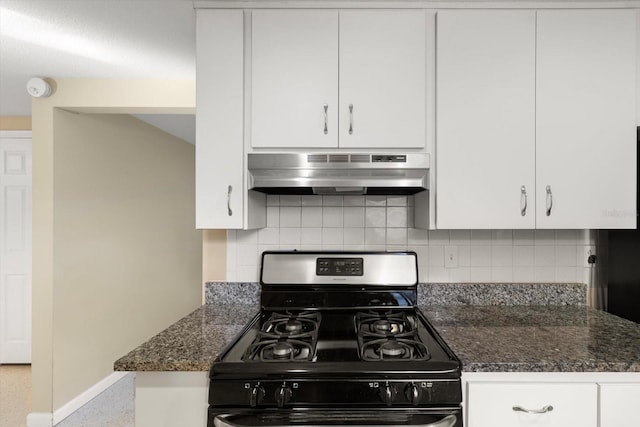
26 413 52 427
27 371 130 427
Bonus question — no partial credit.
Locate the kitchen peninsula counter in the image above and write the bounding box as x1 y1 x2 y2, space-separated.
114 300 640 373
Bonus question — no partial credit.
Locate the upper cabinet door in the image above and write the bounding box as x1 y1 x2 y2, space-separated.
339 11 426 148
251 10 339 148
536 10 637 229
436 10 536 229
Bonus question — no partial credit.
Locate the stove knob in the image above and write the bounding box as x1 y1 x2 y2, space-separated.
405 383 422 406
380 382 397 406
249 384 265 407
275 384 293 408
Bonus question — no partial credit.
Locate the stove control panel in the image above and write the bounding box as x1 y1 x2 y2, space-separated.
211 379 462 408
316 258 363 276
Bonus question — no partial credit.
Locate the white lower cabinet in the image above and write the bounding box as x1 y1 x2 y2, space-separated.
465 374 640 427
599 383 640 427
467 382 597 427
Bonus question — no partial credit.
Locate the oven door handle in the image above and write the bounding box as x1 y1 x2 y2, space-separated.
214 414 457 427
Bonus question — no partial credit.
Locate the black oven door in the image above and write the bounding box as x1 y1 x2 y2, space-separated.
209 408 462 427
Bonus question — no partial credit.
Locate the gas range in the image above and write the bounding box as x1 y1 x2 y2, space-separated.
208 251 462 427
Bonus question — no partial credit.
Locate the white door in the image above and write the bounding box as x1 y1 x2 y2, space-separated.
0 131 32 364
599 383 640 426
436 10 536 229
251 10 339 148
339 10 426 148
536 10 637 229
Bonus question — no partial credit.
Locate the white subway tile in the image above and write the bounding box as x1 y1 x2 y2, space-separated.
258 244 279 256
387 196 408 207
429 230 450 245
556 245 578 267
266 207 280 228
492 230 513 246
429 267 450 283
237 265 260 282
266 195 280 206
365 207 386 228
279 195 301 206
470 230 491 245
577 230 596 245
514 230 534 245
387 228 408 246
258 227 279 245
428 245 445 267
412 246 429 266
323 244 344 251
301 195 322 206
301 206 323 227
534 230 555 245
365 228 386 245
450 230 470 245
300 244 323 251
279 245 300 251
534 266 556 282
344 207 365 228
534 245 556 266
491 267 513 282
469 267 492 282
366 244 387 252
344 196 365 206
407 208 415 228
470 245 491 267
344 228 365 245
323 206 344 227
227 229 237 242
280 228 301 245
556 266 578 282
491 246 513 267
419 266 429 282
226 270 237 281
344 244 366 251
513 246 534 267
237 244 258 266
556 230 578 244
458 246 471 267
322 228 344 245
280 207 301 228
366 195 387 206
236 229 259 245
386 245 408 252
450 267 470 282
408 228 429 245
301 228 322 245
513 267 535 282
387 207 408 228
322 195 343 206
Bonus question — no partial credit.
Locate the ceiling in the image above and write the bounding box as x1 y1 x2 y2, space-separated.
0 0 196 142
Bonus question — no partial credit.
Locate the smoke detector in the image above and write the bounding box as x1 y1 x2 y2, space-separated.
26 77 52 98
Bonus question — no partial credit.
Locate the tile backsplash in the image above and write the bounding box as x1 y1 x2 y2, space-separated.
226 195 597 283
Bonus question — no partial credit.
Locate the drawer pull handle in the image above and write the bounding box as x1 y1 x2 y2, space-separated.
513 404 554 414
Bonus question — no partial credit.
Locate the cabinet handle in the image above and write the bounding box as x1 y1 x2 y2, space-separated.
323 104 328 135
227 185 233 217
546 185 553 216
348 104 354 135
520 186 528 216
513 405 554 414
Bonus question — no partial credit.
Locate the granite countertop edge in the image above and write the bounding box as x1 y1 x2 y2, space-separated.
115 283 640 374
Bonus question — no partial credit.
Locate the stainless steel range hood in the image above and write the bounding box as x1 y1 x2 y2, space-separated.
248 153 429 195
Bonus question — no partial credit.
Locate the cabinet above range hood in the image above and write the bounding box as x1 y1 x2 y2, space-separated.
248 153 429 195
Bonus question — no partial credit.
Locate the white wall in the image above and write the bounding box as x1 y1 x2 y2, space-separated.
226 195 596 283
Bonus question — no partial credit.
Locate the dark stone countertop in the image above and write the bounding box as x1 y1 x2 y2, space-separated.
420 305 640 373
114 303 640 373
114 305 257 371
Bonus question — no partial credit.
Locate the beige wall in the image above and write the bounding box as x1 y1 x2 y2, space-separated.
31 78 201 413
203 230 226 283
51 111 202 408
0 116 32 130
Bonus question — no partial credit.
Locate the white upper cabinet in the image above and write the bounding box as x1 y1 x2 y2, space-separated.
251 10 427 149
536 10 637 229
251 10 339 148
339 11 426 148
436 10 536 229
196 10 245 229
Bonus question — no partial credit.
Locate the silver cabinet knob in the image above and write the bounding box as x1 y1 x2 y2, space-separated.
513 404 554 414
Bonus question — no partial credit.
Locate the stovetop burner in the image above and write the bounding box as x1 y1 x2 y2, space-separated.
243 311 321 362
357 311 431 361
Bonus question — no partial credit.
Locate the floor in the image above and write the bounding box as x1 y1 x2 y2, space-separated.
0 365 31 427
